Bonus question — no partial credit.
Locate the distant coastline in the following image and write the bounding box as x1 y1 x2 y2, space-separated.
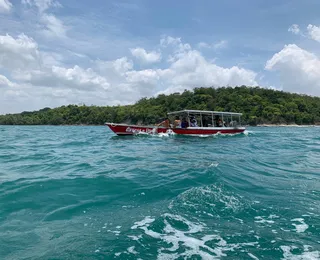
1 86 320 126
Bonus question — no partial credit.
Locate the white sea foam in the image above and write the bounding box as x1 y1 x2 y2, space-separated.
127 246 137 254
291 218 309 233
281 245 319 259
157 132 173 138
209 162 219 167
199 186 242 212
170 185 244 217
107 230 121 236
131 216 155 229
248 252 259 260
254 216 275 224
243 130 251 136
129 214 258 259
128 235 142 241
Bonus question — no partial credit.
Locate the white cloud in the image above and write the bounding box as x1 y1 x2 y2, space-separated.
0 33 63 70
126 69 159 83
288 24 300 35
197 42 211 49
197 40 228 50
0 33 108 92
22 0 61 13
265 44 320 96
12 66 110 91
159 49 257 94
0 33 41 70
94 57 160 98
0 74 15 87
288 23 320 43
130 47 161 63
307 24 320 43
0 0 12 13
0 33 259 113
94 57 133 88
160 36 182 46
160 36 191 54
160 37 256 93
41 13 68 38
112 57 133 73
22 0 67 39
213 40 228 49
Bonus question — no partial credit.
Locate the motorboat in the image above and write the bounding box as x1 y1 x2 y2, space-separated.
105 109 245 136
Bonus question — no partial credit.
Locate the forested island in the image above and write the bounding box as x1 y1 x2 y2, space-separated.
1 86 320 126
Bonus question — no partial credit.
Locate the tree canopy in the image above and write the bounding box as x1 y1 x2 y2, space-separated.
1 86 319 125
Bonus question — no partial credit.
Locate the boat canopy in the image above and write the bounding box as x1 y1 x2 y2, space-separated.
167 109 242 116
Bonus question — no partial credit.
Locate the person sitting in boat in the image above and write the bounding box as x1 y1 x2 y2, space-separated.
173 116 181 128
156 117 170 128
180 117 189 128
190 116 198 127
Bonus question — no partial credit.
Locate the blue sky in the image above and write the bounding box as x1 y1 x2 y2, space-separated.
1 0 320 113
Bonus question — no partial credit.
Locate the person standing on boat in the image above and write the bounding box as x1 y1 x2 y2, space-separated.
173 116 181 128
157 117 170 128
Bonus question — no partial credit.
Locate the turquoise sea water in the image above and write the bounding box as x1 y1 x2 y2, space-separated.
0 126 319 259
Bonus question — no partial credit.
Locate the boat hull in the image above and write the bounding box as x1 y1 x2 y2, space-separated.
172 127 245 135
106 123 245 136
105 123 169 135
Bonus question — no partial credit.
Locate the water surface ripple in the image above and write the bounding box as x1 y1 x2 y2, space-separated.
0 126 319 259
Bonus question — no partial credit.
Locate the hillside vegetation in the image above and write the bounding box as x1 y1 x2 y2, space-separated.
1 86 320 125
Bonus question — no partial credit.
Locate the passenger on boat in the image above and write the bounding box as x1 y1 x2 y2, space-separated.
157 118 170 128
190 116 198 127
180 117 189 128
173 116 181 128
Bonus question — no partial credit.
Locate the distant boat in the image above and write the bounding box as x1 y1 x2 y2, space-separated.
105 109 245 136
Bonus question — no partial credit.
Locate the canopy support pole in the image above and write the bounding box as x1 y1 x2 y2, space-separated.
212 113 214 127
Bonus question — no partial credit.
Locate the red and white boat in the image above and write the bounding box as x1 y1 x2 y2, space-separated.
105 109 245 136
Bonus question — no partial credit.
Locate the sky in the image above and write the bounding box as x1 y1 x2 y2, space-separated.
1 0 320 114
